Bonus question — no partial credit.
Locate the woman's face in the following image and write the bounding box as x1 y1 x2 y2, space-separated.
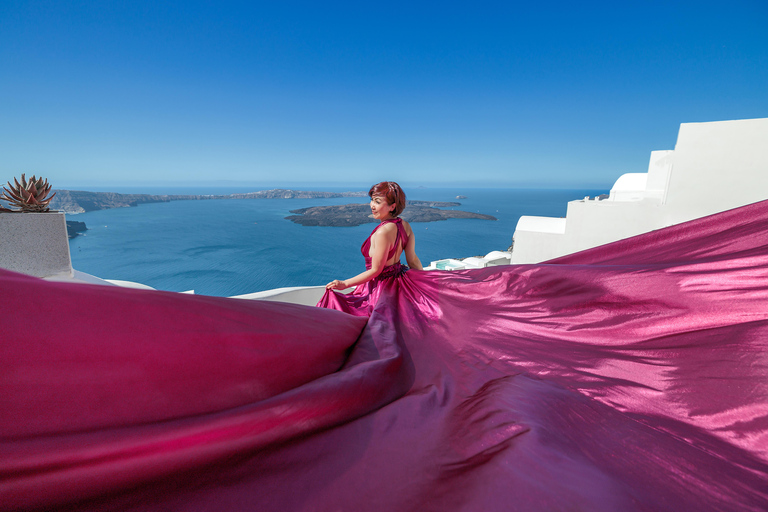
370 195 394 220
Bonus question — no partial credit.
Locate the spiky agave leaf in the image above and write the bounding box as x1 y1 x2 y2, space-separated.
0 173 57 212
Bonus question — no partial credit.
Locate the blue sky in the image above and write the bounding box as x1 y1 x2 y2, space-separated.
1 1 766 190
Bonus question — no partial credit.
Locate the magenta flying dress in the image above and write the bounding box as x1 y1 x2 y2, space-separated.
317 217 411 316
3 201 768 511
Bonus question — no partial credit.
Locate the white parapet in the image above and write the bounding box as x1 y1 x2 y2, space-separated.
461 257 489 268
512 118 768 263
230 285 329 306
608 173 648 202
427 258 467 271
484 251 512 266
105 279 157 290
425 251 513 271
44 269 119 286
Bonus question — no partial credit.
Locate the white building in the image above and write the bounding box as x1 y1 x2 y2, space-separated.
511 118 768 263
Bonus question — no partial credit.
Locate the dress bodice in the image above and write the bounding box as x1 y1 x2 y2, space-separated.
361 218 409 270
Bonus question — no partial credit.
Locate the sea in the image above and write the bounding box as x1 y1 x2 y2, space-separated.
67 187 606 297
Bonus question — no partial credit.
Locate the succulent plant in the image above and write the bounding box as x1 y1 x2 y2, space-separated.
0 174 57 212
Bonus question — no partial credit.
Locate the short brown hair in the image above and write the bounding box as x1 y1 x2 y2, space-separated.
369 181 406 217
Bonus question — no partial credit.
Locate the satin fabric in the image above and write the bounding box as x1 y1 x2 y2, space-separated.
3 200 768 511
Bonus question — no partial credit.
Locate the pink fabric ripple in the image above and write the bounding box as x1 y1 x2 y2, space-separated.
3 199 768 511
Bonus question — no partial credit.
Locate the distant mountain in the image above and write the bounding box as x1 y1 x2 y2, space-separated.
50 189 367 214
286 203 497 227
46 189 496 227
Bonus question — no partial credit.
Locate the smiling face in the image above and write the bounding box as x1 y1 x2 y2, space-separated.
370 195 395 220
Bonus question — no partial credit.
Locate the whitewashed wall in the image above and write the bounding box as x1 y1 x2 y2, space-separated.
512 118 768 263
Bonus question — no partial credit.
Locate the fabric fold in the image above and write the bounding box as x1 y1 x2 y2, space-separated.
3 199 768 511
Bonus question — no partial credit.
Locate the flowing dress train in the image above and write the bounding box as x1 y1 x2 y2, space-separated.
3 201 768 511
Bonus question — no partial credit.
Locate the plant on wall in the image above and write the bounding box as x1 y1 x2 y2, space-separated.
0 174 57 212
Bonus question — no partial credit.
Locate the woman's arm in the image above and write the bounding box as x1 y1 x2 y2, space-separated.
326 227 395 290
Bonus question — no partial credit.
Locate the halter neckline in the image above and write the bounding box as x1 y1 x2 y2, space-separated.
361 218 409 270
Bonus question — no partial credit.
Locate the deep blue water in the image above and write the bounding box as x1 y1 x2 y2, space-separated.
68 187 604 296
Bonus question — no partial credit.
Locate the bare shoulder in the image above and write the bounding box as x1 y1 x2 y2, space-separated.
377 222 398 233
400 219 415 236
372 222 397 241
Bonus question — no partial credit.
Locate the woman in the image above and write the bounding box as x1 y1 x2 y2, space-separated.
318 181 422 316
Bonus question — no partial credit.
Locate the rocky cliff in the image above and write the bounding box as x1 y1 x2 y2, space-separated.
65 220 88 239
